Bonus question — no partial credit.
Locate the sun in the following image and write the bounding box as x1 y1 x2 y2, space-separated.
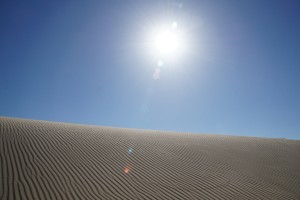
155 30 180 55
148 21 185 59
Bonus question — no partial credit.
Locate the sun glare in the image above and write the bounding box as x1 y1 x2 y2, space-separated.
148 21 185 59
155 31 180 54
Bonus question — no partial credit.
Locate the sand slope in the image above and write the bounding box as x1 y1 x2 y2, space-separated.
1 117 300 199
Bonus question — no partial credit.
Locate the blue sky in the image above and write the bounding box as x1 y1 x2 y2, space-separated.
1 0 300 139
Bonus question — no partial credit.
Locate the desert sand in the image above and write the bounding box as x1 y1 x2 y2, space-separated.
1 117 300 199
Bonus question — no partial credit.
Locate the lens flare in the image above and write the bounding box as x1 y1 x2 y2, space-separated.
153 68 161 79
128 147 133 154
172 21 178 29
124 166 130 174
157 60 164 67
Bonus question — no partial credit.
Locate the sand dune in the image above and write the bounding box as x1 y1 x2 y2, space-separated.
1 117 300 199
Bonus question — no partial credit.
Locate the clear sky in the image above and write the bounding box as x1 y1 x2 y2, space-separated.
1 0 300 139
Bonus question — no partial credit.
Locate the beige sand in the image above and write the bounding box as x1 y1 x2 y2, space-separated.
1 117 300 199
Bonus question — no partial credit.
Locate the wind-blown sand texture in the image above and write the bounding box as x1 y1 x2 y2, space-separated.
1 117 300 199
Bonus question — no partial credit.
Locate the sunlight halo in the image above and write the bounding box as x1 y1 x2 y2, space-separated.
147 22 186 60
